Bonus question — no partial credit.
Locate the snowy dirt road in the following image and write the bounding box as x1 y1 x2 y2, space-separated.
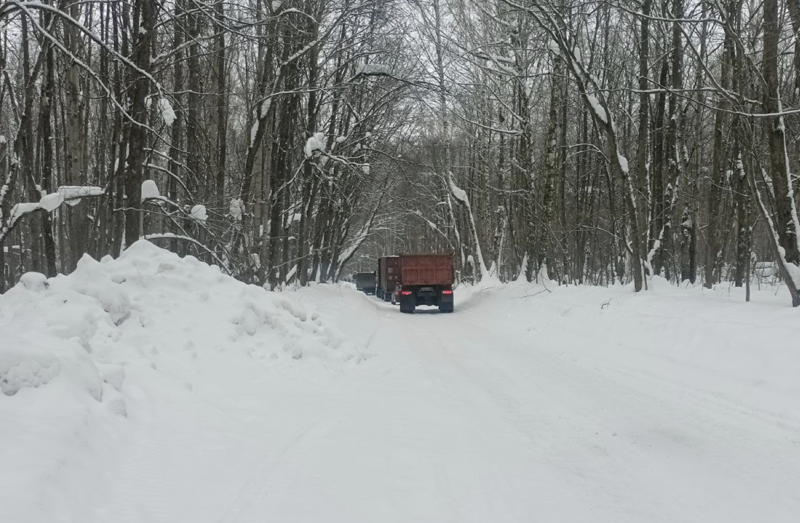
3 250 800 523
262 286 800 523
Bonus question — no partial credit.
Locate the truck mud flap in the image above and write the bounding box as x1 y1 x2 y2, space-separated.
400 295 415 313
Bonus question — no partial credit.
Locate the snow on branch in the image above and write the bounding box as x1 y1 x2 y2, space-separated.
355 64 392 76
467 50 518 77
448 177 469 205
141 180 160 202
190 205 208 223
4 185 104 231
447 173 489 277
586 94 608 125
304 132 326 158
158 98 176 127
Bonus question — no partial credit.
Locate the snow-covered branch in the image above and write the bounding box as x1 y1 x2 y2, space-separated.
0 186 104 243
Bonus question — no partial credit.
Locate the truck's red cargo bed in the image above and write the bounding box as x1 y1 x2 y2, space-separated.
399 254 454 286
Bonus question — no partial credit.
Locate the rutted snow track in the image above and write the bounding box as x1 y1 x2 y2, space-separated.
3 254 800 522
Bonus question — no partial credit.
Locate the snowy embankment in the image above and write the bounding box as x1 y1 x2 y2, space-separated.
0 241 358 522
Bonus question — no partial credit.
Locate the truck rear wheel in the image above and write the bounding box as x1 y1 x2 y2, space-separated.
438 303 454 313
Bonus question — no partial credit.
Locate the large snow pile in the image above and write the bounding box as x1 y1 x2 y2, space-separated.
0 240 359 521
1 240 357 396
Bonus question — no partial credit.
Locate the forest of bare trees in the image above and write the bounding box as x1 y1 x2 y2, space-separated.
1 0 799 306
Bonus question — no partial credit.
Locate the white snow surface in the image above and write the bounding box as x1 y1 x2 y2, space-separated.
2 256 800 522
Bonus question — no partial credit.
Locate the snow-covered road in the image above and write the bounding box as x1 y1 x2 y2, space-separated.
2 246 799 522
263 286 800 523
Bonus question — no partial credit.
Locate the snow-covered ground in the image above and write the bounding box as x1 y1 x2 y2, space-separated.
2 244 799 522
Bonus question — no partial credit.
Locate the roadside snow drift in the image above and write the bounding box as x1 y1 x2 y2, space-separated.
0 240 358 522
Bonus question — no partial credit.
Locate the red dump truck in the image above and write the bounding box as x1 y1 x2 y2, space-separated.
377 256 401 302
397 254 454 313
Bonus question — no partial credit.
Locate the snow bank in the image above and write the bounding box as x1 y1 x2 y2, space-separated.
0 240 360 520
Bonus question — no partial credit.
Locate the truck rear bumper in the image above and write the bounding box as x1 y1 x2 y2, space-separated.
399 286 454 312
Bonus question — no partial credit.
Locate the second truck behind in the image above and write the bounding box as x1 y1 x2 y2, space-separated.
377 256 400 302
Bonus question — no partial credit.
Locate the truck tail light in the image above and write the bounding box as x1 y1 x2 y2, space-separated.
401 290 412 296
441 289 453 295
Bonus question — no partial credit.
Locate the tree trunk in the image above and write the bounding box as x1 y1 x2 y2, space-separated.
124 0 157 247
215 0 227 204
297 1 324 286
650 59 669 276
705 24 733 288
539 55 561 274
637 0 651 276
762 0 800 305
39 18 57 276
666 0 685 282
167 0 185 253
64 1 86 269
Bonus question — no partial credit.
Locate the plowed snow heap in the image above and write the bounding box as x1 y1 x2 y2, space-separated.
0 240 358 400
